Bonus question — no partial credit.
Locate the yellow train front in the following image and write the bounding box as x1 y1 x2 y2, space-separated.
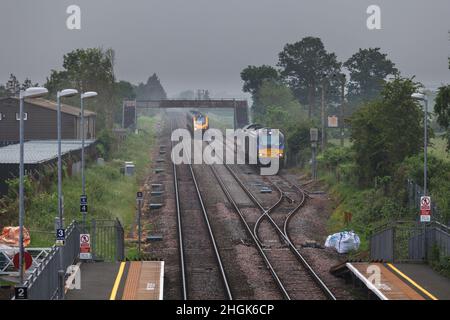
187 111 209 135
256 128 285 167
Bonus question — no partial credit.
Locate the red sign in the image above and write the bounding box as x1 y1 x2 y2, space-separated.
420 196 431 211
80 234 92 259
13 252 32 270
420 196 431 222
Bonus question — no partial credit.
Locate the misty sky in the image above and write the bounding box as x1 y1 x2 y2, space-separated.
1 0 449 98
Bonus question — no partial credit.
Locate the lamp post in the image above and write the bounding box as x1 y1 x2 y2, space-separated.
18 87 48 286
320 79 327 152
339 74 346 147
411 92 429 197
80 91 97 231
56 89 78 300
412 92 429 260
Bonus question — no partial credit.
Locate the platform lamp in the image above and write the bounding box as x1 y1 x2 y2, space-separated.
56 88 78 300
310 128 319 180
411 92 429 260
411 92 429 197
80 91 97 231
18 87 48 287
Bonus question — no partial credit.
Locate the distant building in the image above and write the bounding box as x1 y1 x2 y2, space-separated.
0 97 96 145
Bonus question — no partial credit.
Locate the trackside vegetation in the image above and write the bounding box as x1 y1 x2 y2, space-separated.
0 116 156 247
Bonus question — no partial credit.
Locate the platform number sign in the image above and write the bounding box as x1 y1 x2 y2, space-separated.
14 286 28 300
420 196 431 222
56 228 65 246
80 195 88 213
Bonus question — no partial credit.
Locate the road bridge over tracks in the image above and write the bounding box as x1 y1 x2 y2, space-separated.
123 99 249 129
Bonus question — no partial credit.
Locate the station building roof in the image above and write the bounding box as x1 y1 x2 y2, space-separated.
0 140 96 164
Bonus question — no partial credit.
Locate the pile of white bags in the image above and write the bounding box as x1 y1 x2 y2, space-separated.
324 231 360 254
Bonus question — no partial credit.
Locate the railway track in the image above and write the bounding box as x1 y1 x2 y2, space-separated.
208 136 336 300
171 118 232 300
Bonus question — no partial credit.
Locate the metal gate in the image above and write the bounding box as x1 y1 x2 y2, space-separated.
80 218 125 262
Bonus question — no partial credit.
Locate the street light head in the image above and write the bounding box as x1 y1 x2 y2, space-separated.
20 87 48 99
81 91 98 99
411 92 427 101
57 89 78 98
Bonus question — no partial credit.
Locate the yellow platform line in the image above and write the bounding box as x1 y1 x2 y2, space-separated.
110 262 126 300
387 263 438 300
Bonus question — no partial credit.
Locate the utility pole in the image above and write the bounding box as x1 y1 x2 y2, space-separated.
136 192 143 257
321 80 327 152
340 74 346 147
310 128 319 180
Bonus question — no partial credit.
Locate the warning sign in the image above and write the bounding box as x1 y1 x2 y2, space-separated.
80 233 92 260
328 116 338 128
420 196 431 222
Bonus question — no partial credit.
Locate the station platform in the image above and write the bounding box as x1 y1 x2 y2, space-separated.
66 261 164 300
344 262 450 300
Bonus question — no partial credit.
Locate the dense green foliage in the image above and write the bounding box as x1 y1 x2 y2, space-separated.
241 65 279 97
45 48 138 130
254 80 314 165
350 77 425 186
277 37 341 118
434 85 450 151
344 48 398 106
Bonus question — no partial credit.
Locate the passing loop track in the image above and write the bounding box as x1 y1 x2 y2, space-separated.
223 164 336 300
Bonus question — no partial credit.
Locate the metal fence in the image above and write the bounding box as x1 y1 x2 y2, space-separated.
9 218 125 300
370 220 450 262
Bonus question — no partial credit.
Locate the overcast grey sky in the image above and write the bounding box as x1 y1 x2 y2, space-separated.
1 0 449 98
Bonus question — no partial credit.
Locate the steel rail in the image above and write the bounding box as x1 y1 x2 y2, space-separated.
170 120 187 300
209 164 291 300
172 116 233 300
224 164 336 300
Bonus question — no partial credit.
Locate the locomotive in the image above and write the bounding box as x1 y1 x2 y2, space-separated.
240 123 285 167
186 110 209 134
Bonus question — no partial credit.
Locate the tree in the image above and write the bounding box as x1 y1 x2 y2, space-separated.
277 37 341 118
253 80 304 122
20 78 38 90
350 77 424 186
240 65 279 97
135 73 167 100
5 74 20 96
45 48 116 129
0 85 6 97
434 85 450 151
113 80 136 123
344 48 398 106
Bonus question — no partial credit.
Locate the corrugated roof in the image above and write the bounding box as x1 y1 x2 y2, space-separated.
3 97 96 117
0 140 96 164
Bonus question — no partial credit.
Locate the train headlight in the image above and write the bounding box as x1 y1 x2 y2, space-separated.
258 153 263 157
